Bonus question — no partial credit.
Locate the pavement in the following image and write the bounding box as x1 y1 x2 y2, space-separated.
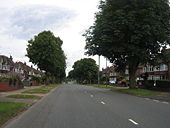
2 84 170 128
141 92 170 102
0 86 45 104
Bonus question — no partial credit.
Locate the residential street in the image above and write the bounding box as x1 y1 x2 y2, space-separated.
3 84 170 128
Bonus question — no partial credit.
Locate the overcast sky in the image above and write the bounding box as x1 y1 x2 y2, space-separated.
0 0 111 74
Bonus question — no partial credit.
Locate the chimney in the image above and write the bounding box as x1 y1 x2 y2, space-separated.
24 62 26 65
9 55 13 61
31 65 33 68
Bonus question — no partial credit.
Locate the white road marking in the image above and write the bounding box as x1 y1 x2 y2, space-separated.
144 98 150 100
90 95 94 98
153 100 160 103
162 101 169 104
101 101 106 105
128 119 139 125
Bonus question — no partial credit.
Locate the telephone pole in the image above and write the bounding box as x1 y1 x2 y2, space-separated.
98 55 100 85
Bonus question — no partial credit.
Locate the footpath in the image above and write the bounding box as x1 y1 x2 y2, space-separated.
0 86 45 104
142 92 170 102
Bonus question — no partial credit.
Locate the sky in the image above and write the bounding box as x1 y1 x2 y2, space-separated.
0 0 112 74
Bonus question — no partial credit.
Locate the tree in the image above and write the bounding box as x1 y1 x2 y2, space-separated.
68 58 98 84
84 0 170 88
26 30 66 82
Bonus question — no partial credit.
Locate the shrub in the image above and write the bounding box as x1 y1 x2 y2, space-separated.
0 75 23 87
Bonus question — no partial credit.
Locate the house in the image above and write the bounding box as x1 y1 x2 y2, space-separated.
102 66 124 83
102 65 143 83
0 55 43 91
14 62 43 83
142 63 170 80
0 55 14 76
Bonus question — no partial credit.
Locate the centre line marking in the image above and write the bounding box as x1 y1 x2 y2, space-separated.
144 98 150 100
101 101 105 105
162 102 169 104
153 100 160 103
128 119 139 125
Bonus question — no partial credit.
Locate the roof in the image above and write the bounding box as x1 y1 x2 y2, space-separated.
0 55 14 65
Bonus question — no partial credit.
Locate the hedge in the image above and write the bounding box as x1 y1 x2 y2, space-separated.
138 80 170 91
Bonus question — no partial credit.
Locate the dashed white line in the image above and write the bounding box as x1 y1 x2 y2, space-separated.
144 98 150 100
162 101 169 104
101 101 106 105
90 95 94 98
153 100 160 103
128 119 139 125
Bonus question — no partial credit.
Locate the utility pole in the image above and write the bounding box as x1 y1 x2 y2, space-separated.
106 57 108 86
98 55 100 85
106 57 108 67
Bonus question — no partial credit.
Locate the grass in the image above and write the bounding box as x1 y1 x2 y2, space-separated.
86 84 161 96
6 94 41 99
86 84 114 89
0 102 28 126
111 87 161 96
23 84 59 94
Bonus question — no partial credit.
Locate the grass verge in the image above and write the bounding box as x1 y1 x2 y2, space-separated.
86 84 161 96
86 84 113 89
23 84 59 94
0 102 28 126
111 87 161 96
6 94 41 99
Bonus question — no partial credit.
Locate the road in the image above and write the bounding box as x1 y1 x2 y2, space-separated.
3 84 170 128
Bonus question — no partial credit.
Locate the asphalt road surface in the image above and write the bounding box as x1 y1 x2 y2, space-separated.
3 84 170 128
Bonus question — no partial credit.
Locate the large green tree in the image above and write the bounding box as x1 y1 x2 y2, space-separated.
26 30 66 81
84 0 170 88
68 58 98 84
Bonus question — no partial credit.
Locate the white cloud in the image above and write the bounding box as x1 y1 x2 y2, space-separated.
0 0 112 75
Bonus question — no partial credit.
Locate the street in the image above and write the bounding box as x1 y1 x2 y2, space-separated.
3 84 170 128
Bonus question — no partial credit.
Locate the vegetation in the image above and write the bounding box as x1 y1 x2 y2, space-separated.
68 58 98 84
23 84 59 94
0 75 23 87
86 84 161 96
0 102 28 126
26 30 66 83
7 94 41 99
84 0 170 89
111 88 161 96
86 84 113 89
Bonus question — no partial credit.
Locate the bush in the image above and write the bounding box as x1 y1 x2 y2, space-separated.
0 76 10 83
0 75 23 87
31 76 41 83
156 80 170 88
138 80 170 91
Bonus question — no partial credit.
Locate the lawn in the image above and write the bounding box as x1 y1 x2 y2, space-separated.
6 94 41 99
86 84 161 96
0 102 28 126
23 84 59 94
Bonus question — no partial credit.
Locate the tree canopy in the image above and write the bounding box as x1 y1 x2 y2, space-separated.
26 30 66 81
68 58 98 84
84 0 170 88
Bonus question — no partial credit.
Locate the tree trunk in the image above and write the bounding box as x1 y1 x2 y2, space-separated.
129 59 139 89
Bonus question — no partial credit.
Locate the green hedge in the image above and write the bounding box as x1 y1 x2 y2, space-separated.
0 76 23 87
138 80 170 90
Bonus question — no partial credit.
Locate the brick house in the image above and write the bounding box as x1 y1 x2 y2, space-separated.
0 55 14 76
0 55 43 91
102 65 143 83
142 63 170 80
